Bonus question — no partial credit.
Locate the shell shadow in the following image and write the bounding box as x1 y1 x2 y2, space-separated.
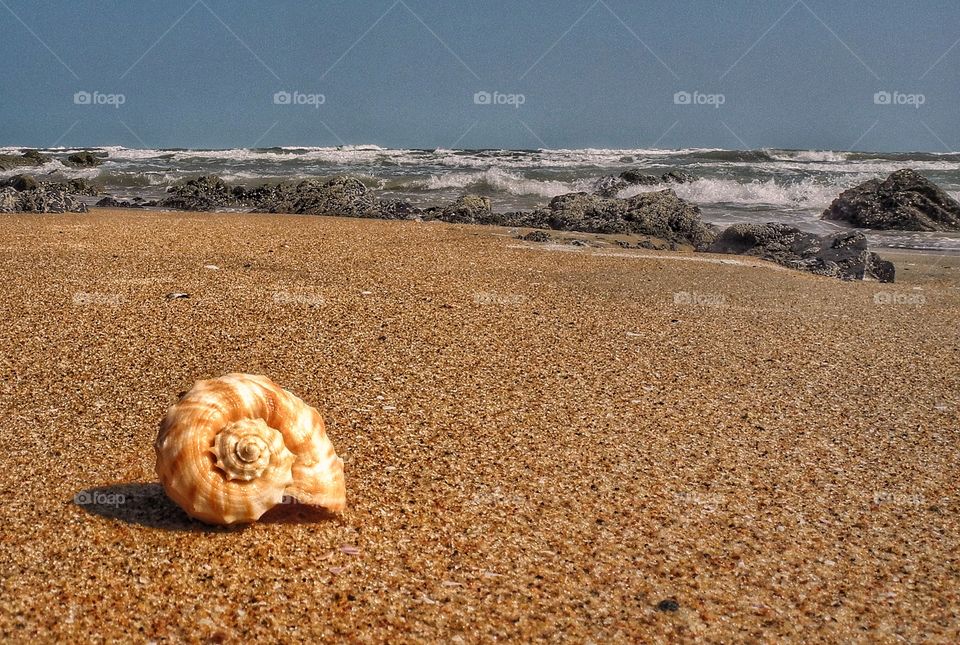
74 482 342 532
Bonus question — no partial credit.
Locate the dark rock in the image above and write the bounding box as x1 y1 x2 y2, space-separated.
520 230 551 242
0 181 87 213
21 149 46 163
709 222 821 260
619 169 696 186
619 169 661 185
155 174 417 218
0 188 19 212
66 178 100 196
817 232 896 282
5 174 39 192
527 190 715 249
656 599 680 612
661 170 695 184
428 194 492 224
377 199 421 220
96 196 142 209
463 209 551 229
593 175 628 197
709 222 895 282
0 150 49 171
822 169 960 231
637 238 671 250
257 176 380 217
66 151 103 167
158 175 234 211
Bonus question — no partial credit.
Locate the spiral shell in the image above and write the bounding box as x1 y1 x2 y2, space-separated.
155 373 345 525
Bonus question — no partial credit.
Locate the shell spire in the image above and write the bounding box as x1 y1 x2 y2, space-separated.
155 373 345 525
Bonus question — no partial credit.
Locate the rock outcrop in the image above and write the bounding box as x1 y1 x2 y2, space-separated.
260 176 379 216
96 196 145 209
157 175 238 211
528 190 715 249
593 175 629 197
0 177 88 213
619 169 661 186
424 194 492 224
5 174 39 192
519 230 551 242
66 151 103 167
594 169 697 196
0 150 49 171
822 169 960 231
708 222 894 282
157 174 413 218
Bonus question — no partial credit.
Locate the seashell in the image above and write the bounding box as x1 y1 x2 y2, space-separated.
155 373 345 524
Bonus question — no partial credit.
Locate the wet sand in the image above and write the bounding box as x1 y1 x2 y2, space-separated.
0 209 958 642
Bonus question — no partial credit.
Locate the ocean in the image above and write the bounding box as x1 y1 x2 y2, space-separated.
4 145 960 251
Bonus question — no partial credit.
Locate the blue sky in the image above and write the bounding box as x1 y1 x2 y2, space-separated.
0 0 958 151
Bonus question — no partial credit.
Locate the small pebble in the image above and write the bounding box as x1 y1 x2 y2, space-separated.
656 599 680 612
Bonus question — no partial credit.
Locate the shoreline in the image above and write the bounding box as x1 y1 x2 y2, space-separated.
4 145 960 255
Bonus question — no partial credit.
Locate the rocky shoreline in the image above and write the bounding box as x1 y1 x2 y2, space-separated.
4 152 960 283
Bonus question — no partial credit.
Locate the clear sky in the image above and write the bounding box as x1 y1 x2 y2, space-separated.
1 0 958 151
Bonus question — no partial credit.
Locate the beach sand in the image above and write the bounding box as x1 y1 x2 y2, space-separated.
0 209 958 642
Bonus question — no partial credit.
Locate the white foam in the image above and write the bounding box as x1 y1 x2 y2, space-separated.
768 149 850 163
769 160 960 174
620 177 847 210
0 158 103 181
411 167 586 197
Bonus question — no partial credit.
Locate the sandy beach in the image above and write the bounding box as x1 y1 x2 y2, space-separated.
1 208 958 642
